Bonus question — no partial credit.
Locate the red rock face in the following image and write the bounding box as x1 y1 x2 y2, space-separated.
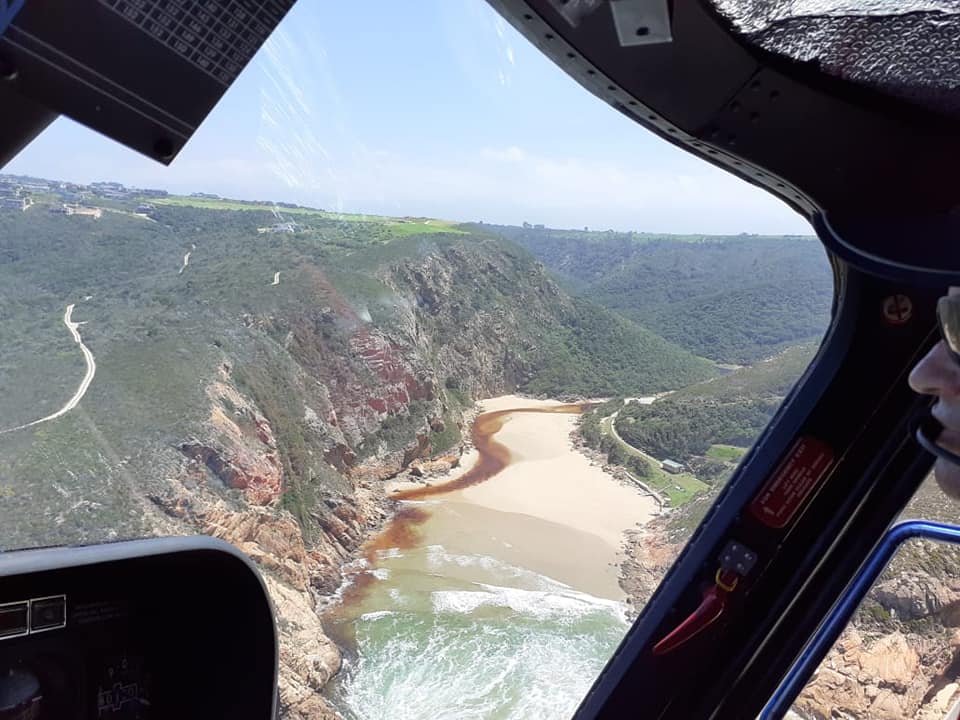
266 265 437 445
323 443 357 470
179 442 283 506
348 329 432 418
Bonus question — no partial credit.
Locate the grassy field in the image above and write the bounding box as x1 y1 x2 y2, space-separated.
150 196 466 236
656 472 710 507
152 195 361 216
707 444 746 462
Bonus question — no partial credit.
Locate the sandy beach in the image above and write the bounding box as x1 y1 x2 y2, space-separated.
386 395 658 598
465 395 656 547
324 395 659 716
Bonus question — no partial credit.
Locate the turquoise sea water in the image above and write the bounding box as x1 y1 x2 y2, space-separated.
325 522 630 720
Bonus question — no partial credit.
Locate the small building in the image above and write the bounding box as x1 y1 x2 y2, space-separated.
256 221 298 234
90 181 129 198
661 459 685 474
0 197 27 211
63 204 102 219
18 180 50 192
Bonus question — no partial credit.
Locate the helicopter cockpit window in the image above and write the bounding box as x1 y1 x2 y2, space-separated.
0 1 834 717
712 1 960 116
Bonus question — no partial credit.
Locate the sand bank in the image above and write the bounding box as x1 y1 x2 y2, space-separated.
386 395 658 599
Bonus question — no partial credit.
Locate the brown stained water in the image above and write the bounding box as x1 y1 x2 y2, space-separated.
355 403 588 567
393 404 587 500
323 401 632 720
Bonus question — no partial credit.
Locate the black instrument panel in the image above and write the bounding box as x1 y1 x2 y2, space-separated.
0 537 277 719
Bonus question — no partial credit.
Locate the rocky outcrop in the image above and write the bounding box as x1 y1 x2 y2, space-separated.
151 468 391 720
408 452 460 478
349 329 432 415
794 626 960 719
348 432 433 483
177 377 285 505
267 574 342 720
148 365 409 720
619 500 960 720
619 526 680 613
381 244 565 398
871 573 960 624
168 487 351 719
792 547 960 719
201 507 317 592
796 628 923 719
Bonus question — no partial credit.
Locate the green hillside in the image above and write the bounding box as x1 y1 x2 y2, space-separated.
0 188 719 548
491 225 833 364
615 343 817 462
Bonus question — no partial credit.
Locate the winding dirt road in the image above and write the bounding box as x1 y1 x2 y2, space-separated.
0 304 96 434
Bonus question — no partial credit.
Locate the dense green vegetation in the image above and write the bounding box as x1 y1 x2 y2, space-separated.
491 225 832 364
576 343 814 508
580 400 653 479
519 296 716 397
581 400 711 506
615 344 816 462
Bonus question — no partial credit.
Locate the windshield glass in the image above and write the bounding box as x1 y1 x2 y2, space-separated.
0 1 828 717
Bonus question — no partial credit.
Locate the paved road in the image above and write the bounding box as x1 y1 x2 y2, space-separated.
606 409 661 467
602 406 668 509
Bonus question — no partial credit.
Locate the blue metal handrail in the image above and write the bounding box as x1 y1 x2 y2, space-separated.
762 520 960 719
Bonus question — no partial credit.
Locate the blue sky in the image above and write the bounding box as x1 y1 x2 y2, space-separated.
6 0 810 234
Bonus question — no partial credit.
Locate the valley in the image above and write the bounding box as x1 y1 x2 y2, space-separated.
2 173 959 719
495 224 832 365
0 176 726 718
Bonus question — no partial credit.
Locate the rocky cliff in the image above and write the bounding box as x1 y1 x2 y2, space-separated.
141 239 579 715
1 195 716 717
619 480 960 720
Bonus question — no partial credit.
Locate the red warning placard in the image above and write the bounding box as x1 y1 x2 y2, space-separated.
750 436 834 529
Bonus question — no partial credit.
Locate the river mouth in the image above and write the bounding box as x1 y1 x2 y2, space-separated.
323 396 656 719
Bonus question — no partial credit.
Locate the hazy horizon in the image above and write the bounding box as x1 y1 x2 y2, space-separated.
4 0 812 237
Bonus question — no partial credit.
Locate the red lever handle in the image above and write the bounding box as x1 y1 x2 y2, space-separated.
651 569 738 656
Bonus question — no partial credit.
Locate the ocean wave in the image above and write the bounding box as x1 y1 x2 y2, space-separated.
431 582 627 623
359 610 396 621
374 547 404 560
424 546 570 590
323 557 373 605
332 598 627 720
341 557 371 573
